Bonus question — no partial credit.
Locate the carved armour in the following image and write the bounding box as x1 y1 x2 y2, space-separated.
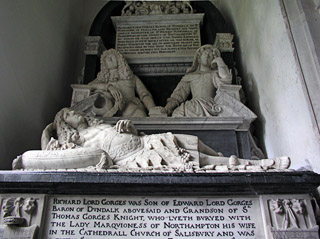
102 133 143 162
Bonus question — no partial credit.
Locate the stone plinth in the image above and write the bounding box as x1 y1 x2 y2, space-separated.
0 171 319 239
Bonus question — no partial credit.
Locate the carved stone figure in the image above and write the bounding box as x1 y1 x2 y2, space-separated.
165 45 233 117
13 108 290 172
87 49 156 117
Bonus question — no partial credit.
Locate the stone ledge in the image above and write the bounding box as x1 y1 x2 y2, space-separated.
0 171 319 196
100 117 246 131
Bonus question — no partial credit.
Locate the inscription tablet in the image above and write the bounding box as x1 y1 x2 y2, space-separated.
112 14 204 64
116 24 200 58
43 196 264 239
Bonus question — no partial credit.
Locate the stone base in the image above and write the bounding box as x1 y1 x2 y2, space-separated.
0 171 319 239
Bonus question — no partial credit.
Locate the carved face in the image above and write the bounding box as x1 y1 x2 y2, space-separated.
200 49 214 67
64 110 86 129
104 53 118 70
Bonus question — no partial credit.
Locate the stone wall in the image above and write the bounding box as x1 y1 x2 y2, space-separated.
215 0 320 172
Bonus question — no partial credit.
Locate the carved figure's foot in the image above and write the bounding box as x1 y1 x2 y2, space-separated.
261 156 290 169
229 155 239 167
200 164 216 170
12 156 22 170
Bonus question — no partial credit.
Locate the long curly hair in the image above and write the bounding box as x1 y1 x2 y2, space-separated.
53 108 104 148
187 44 221 73
95 49 133 83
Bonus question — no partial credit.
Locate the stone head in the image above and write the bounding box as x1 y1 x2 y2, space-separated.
188 45 221 73
97 49 133 82
63 109 86 129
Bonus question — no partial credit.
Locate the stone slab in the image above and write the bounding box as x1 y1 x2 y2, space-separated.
0 171 319 196
100 117 246 131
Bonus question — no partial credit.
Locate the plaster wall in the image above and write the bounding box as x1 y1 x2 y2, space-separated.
76 0 110 75
216 0 320 172
0 0 84 169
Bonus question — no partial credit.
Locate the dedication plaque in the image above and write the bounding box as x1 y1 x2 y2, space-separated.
44 195 264 239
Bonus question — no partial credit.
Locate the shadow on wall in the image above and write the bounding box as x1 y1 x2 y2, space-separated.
231 34 267 157
246 73 267 156
0 2 84 170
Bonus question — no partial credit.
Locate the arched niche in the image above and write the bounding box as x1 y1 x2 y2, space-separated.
83 1 234 106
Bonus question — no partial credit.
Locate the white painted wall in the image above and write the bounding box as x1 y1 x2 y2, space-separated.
217 0 320 172
0 0 84 169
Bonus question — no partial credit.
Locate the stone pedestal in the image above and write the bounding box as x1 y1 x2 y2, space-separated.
0 171 319 239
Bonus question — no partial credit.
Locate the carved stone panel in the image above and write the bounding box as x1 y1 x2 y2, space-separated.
0 194 46 239
260 195 319 239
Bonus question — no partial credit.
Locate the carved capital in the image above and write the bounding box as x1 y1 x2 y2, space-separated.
214 33 234 53
84 36 106 56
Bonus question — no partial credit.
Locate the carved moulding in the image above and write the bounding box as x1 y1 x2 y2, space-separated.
130 63 192 76
260 195 319 239
0 194 46 239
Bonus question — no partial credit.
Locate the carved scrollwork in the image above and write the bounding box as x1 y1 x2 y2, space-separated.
122 1 193 16
130 63 191 76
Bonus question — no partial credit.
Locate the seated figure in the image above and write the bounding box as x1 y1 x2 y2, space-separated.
86 49 156 117
165 45 232 117
13 108 290 172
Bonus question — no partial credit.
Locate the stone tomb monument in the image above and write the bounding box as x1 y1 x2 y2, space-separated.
73 1 254 160
0 1 319 239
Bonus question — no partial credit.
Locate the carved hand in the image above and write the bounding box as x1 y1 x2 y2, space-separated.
211 57 225 68
165 99 179 116
108 85 123 103
115 120 138 135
